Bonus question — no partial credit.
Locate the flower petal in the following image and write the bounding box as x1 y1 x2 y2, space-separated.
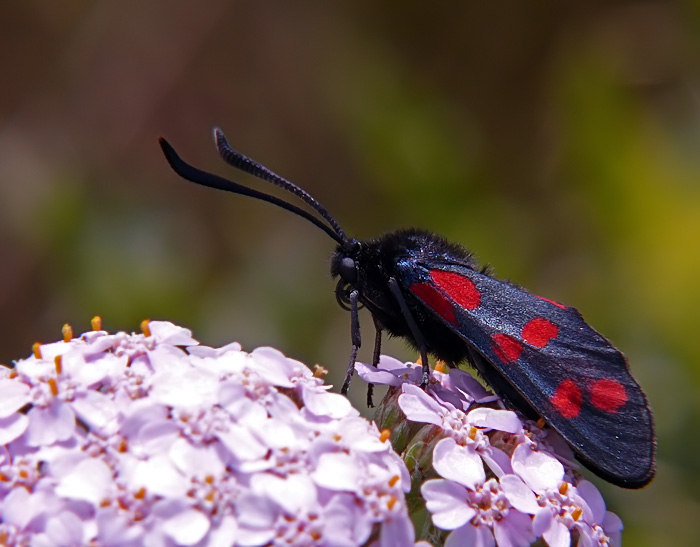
501 474 540 514
71 390 118 431
312 452 360 492
480 446 513 477
448 368 494 402
0 413 28 445
542 516 570 547
252 473 317 514
445 523 495 547
398 383 445 426
603 511 623 545
129 454 189 498
355 362 404 386
44 511 85 546
302 385 354 419
493 510 535 547
433 437 485 489
380 512 416 547
422 479 475 530
25 400 75 446
217 423 268 462
467 407 522 434
250 347 296 388
0 379 31 417
512 441 564 492
149 321 199 346
576 480 606 523
56 458 114 504
162 508 210 546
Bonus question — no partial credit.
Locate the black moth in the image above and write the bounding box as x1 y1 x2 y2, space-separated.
159 128 655 488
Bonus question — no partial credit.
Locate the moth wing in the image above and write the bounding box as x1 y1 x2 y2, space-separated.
399 260 655 487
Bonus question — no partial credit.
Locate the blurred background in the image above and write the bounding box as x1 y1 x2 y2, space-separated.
1 2 698 544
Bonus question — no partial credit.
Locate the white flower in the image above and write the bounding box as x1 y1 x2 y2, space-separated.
0 320 417 546
362 356 624 546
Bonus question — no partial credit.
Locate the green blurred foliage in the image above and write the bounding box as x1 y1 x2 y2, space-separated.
1 2 699 544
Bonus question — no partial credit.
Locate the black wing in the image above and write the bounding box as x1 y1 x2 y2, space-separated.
397 259 655 488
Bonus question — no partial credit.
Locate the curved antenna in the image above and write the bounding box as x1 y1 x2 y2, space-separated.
158 137 345 246
214 128 348 243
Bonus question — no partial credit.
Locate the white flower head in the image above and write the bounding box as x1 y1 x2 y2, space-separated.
0 320 417 546
361 356 623 547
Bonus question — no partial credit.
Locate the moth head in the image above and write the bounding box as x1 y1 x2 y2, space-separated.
331 239 362 311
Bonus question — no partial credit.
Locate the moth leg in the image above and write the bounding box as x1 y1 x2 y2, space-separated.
341 289 361 395
388 277 430 388
366 318 384 407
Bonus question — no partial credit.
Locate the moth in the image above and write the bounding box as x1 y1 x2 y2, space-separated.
159 129 656 488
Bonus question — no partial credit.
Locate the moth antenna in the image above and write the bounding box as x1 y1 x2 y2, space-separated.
214 128 349 244
158 137 345 246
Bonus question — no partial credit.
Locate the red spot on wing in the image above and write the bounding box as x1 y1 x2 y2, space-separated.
430 270 481 310
590 379 628 413
551 379 582 418
410 282 456 324
492 333 523 362
522 317 559 348
537 295 567 309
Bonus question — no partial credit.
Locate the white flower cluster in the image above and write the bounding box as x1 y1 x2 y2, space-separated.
0 321 418 547
357 358 623 547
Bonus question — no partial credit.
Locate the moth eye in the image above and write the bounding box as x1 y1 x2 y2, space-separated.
338 257 357 284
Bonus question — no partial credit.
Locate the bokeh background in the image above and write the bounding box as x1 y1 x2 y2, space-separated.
1 2 699 544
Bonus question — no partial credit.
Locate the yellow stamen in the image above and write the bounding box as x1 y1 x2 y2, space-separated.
32 342 42 359
62 323 73 342
536 417 546 429
140 319 151 337
48 378 58 396
91 316 102 331
559 482 569 495
54 355 62 375
380 429 391 443
313 364 328 378
388 474 399 487
572 507 583 521
434 360 446 373
134 487 146 500
387 496 397 510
